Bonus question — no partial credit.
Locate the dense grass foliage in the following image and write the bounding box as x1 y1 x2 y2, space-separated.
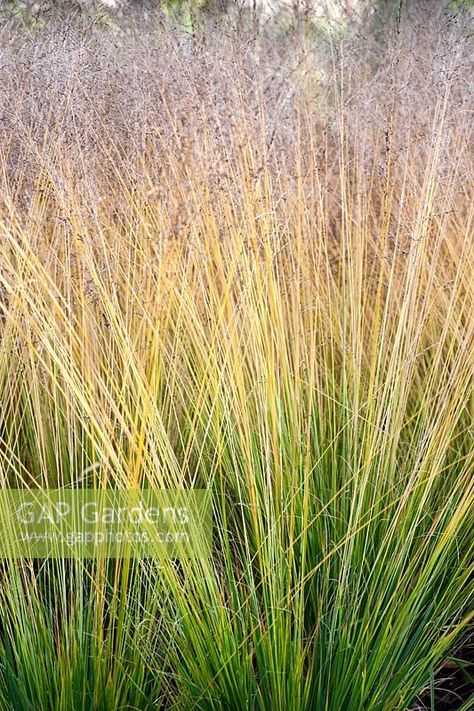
0 5 473 709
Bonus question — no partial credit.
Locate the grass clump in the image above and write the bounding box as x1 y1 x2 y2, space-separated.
0 4 473 709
